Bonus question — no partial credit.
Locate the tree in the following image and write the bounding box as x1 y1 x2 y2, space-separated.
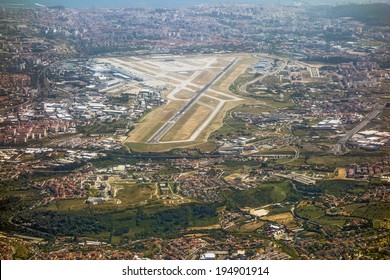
135 207 144 227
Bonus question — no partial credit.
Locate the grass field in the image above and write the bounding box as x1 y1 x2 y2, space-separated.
110 179 154 206
318 180 369 196
127 100 186 142
214 56 257 93
44 199 88 212
126 100 248 152
316 217 350 232
199 100 248 141
187 85 200 91
296 205 324 220
126 140 204 152
232 104 269 114
262 212 301 230
198 95 219 107
235 220 265 232
260 75 281 86
305 152 389 167
350 202 390 220
193 69 219 86
220 181 300 208
174 89 195 100
161 104 212 141
338 202 389 229
121 54 260 150
295 201 384 233
211 58 234 68
192 141 219 152
187 223 221 230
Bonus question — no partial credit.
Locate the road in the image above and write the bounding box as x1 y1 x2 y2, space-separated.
238 59 287 94
295 61 321 78
274 172 316 186
332 103 386 155
281 147 300 164
146 59 237 144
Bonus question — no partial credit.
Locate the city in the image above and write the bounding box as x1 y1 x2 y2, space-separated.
0 1 389 260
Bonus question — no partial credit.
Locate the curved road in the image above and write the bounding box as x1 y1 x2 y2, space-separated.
332 103 386 155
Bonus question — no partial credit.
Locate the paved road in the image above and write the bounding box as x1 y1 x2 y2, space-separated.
147 59 237 144
332 103 386 155
281 147 300 163
239 60 287 94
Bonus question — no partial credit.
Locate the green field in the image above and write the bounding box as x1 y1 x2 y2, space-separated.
315 216 359 232
229 71 254 94
305 152 390 167
296 204 371 233
0 177 44 234
110 180 154 206
220 181 300 208
351 202 390 220
258 75 281 86
319 180 369 196
14 203 219 241
340 202 390 229
296 205 324 220
45 199 88 212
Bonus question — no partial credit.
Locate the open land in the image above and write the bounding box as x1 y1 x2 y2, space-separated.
1 4 390 261
96 54 257 151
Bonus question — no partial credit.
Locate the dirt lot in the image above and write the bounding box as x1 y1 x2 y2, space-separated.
224 173 247 181
262 212 301 230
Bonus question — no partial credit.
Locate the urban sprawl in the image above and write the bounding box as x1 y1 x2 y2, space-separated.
0 2 389 260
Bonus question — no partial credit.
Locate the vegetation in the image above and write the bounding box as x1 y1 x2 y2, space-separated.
351 203 390 221
90 154 143 169
77 119 129 135
14 203 218 240
319 180 369 196
296 205 324 220
0 176 42 232
220 181 300 209
330 3 390 26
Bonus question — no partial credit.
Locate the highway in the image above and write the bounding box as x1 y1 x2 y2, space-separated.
274 172 316 186
147 59 237 144
332 103 386 155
